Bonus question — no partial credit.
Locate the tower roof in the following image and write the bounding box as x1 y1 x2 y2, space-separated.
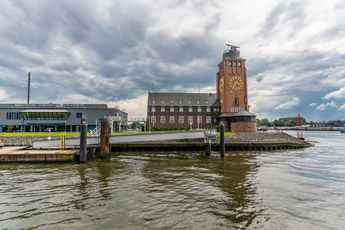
222 44 245 61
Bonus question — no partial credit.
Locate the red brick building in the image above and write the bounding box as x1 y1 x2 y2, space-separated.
147 93 220 130
147 45 256 132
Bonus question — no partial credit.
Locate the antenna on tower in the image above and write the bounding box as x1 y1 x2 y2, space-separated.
27 68 31 105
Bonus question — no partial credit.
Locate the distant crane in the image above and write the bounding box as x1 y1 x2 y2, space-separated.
296 114 304 139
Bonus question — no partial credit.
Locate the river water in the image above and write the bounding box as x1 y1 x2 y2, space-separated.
0 131 344 229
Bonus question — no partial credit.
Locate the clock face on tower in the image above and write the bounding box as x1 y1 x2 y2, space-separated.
229 76 243 91
219 78 224 93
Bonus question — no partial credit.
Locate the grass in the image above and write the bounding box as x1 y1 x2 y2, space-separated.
216 132 235 136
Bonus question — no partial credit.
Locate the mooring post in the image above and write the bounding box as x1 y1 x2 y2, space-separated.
205 138 211 156
99 118 110 159
80 117 88 163
220 123 225 158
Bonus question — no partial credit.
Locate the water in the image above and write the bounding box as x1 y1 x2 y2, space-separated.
0 131 345 229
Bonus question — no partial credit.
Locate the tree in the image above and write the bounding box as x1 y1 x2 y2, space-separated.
260 118 270 126
130 122 141 130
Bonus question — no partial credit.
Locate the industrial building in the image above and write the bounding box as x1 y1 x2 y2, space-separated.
0 103 127 132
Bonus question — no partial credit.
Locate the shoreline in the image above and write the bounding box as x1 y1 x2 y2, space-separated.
0 132 311 163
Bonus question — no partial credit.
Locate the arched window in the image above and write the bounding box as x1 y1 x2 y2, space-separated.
234 97 239 105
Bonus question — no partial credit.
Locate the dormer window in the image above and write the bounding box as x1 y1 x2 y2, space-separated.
170 101 173 104
206 107 211 112
161 107 165 112
151 107 156 112
162 101 164 104
170 107 174 112
180 101 182 104
206 101 208 104
188 101 191 104
179 107 183 112
188 107 193 112
153 101 155 104
197 107 202 112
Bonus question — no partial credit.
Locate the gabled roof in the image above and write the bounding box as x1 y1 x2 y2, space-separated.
147 93 217 107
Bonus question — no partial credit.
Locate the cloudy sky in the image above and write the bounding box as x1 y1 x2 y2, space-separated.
1 0 345 122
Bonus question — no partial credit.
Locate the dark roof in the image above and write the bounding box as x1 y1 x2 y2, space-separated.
218 112 235 118
218 110 256 118
148 93 217 107
231 110 256 117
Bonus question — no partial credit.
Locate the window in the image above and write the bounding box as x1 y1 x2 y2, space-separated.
6 112 21 120
214 119 217 123
160 116 165 123
239 107 243 111
188 107 193 112
229 61 232 67
153 101 155 104
224 64 226 69
179 107 183 112
238 61 241 67
221 99 223 104
240 90 242 94
162 101 164 104
170 116 175 123
161 107 165 112
179 116 184 123
231 107 234 112
76 113 82 118
234 61 237 67
235 107 238 112
170 107 174 112
206 107 211 112
197 107 202 112
170 101 173 104
206 116 211 124
230 90 233 94
197 116 202 124
188 116 193 124
151 107 156 112
151 116 156 124
234 97 239 105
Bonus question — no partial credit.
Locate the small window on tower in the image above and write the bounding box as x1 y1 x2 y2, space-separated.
224 64 226 69
234 61 237 67
238 61 241 67
229 62 232 67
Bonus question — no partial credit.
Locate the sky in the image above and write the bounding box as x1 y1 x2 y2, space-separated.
0 0 345 122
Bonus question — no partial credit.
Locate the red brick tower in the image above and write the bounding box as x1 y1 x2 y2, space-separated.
216 45 248 114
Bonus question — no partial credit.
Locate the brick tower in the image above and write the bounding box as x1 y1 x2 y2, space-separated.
216 44 248 113
216 45 256 132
